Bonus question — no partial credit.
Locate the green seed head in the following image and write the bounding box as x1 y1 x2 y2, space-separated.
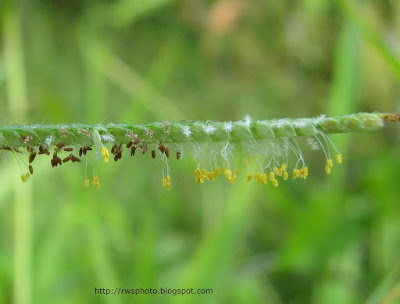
0 112 397 189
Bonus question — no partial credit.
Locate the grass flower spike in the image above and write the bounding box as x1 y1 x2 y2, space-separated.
0 112 398 189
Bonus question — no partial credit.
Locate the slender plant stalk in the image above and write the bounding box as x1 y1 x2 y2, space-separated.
0 112 395 147
3 4 32 304
0 112 399 190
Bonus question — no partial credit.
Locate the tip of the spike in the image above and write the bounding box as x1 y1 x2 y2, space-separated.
383 114 400 122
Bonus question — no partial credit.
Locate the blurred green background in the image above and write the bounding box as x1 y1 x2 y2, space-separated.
1 0 400 303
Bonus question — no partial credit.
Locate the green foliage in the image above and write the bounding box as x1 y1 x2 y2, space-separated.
1 1 400 304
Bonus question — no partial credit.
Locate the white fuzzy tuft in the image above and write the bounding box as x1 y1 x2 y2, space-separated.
293 121 308 128
182 126 192 137
224 122 233 132
244 115 252 127
101 134 115 143
204 124 216 135
315 114 327 123
307 137 320 150
45 136 54 147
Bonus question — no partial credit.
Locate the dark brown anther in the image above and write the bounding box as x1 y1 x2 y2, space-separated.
29 151 37 163
111 144 118 154
22 135 33 143
64 147 73 152
79 129 91 137
158 143 166 153
56 142 66 148
71 155 81 163
51 159 57 167
82 147 91 155
131 147 136 156
63 154 72 163
142 144 148 154
114 152 122 162
126 141 133 148
177 150 181 160
57 157 62 165
165 148 170 158
29 165 34 175
151 150 156 159
39 145 49 155
163 120 169 133
133 139 141 145
79 147 83 156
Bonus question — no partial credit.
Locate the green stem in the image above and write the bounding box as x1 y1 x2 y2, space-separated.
0 112 396 149
3 4 32 304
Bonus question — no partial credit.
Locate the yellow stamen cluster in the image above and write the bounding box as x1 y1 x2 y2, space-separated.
20 173 30 182
84 179 90 188
92 176 101 189
325 154 343 174
194 167 222 183
247 173 253 182
293 166 308 179
325 158 333 174
255 172 268 184
223 167 239 184
161 175 172 190
101 147 110 163
269 172 278 187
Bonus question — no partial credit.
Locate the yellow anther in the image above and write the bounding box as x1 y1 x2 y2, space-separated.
258 173 267 184
216 167 221 175
293 169 300 179
243 159 249 167
223 167 227 175
229 175 237 184
269 172 275 181
271 179 279 187
327 158 333 168
280 163 287 172
283 171 289 180
274 166 280 176
304 166 309 177
300 168 307 179
225 169 232 180
336 154 343 164
84 179 90 188
92 176 100 189
234 169 239 176
247 173 253 182
162 175 172 190
325 165 332 174
101 146 110 163
20 173 30 182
